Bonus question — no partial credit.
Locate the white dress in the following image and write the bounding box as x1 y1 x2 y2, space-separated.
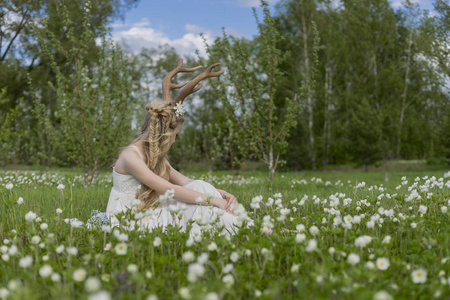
106 145 250 235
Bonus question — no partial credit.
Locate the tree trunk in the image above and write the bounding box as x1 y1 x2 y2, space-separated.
269 148 274 182
397 31 413 159
300 4 316 170
14 138 19 172
307 94 316 169
322 64 333 167
384 158 389 183
380 134 389 182
84 165 88 187
269 167 275 182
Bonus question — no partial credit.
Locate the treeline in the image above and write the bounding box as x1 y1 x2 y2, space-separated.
275 0 450 171
1 0 449 179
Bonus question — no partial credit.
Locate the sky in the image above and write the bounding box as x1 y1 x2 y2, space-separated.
111 0 437 56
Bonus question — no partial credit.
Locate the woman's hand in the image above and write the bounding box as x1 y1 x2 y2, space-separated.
211 197 234 214
217 189 239 212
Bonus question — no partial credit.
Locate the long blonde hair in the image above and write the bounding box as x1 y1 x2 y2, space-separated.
133 100 184 209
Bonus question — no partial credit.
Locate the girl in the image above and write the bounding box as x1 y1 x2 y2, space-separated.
106 60 250 234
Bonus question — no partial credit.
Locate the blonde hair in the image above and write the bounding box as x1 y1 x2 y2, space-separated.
133 101 184 209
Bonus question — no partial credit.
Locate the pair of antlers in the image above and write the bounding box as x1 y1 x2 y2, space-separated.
162 59 224 104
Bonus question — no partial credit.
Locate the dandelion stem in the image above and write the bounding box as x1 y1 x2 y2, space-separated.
151 246 155 275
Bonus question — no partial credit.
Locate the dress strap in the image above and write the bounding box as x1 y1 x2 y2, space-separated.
129 145 144 161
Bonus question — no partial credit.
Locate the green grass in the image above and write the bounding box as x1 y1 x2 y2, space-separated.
0 167 449 299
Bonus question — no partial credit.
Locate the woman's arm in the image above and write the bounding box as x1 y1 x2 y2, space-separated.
216 188 240 210
121 150 229 211
166 159 239 211
166 160 194 186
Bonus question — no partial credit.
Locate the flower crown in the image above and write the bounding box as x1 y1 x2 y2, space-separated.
173 102 185 118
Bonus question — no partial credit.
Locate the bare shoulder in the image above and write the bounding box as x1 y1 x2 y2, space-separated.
114 148 141 175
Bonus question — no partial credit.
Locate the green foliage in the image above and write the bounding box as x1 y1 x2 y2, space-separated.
0 88 28 166
0 0 139 166
423 0 450 79
273 0 449 172
200 120 246 172
347 97 382 170
29 1 136 186
439 106 450 164
203 0 303 180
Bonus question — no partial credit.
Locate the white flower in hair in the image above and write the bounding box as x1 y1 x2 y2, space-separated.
174 102 185 117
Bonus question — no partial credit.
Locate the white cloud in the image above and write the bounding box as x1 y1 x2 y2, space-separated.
185 24 249 39
112 25 214 57
235 0 279 7
113 23 249 56
185 24 213 36
330 0 343 9
132 17 151 27
110 22 128 28
110 18 149 30
113 27 169 51
391 0 419 8
391 1 404 8
172 32 210 56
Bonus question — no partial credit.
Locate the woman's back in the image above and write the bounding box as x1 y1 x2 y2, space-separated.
106 145 144 219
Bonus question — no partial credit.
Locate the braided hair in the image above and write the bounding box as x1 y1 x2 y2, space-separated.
134 101 185 209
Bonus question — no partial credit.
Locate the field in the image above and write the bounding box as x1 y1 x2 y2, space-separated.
0 168 449 299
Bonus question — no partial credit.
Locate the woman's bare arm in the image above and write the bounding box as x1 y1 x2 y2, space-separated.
216 188 240 210
167 159 239 211
166 160 194 186
121 150 228 210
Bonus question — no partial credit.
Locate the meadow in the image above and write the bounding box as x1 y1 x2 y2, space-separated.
0 167 449 299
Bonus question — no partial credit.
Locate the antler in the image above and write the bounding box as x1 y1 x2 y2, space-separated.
173 62 225 104
162 59 202 101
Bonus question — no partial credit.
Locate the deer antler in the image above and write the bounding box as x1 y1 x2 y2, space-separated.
173 62 225 104
162 59 202 102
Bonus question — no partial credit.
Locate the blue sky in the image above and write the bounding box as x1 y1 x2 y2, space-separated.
111 0 436 56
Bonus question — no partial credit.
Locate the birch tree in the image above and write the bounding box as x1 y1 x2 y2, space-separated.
276 0 319 169
396 0 422 159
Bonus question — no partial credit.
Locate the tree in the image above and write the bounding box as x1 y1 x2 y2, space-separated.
0 88 28 167
393 0 441 159
204 1 307 181
0 0 139 166
347 97 382 171
199 119 247 173
421 0 450 161
275 0 320 169
0 0 43 62
30 2 136 185
423 0 450 79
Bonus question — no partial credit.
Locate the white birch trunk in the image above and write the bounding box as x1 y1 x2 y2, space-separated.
322 64 333 167
269 148 274 181
301 5 316 169
397 31 413 159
